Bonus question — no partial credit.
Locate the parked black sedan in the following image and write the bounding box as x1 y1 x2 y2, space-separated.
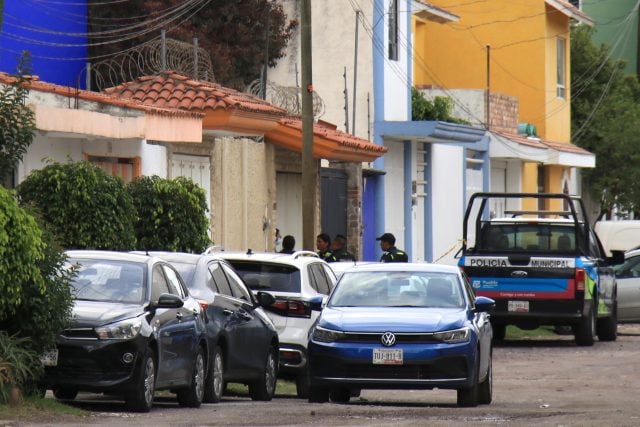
146 252 279 402
43 251 208 412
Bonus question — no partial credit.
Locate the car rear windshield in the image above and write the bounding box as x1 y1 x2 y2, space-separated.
476 223 577 254
330 271 464 308
68 258 146 304
168 261 196 286
225 261 301 293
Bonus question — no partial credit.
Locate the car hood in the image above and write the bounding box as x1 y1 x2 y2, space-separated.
71 300 145 328
319 306 467 333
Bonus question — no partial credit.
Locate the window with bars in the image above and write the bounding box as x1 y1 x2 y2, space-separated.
557 37 566 99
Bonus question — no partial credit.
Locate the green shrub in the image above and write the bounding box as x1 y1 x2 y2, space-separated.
0 332 43 404
0 187 45 317
411 88 469 124
16 161 136 250
129 175 210 253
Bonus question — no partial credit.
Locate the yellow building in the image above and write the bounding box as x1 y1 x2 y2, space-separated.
414 0 593 209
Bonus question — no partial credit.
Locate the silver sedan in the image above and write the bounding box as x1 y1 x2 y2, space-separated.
614 249 640 322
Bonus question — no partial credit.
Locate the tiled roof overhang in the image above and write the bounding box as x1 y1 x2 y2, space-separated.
266 117 387 162
546 0 594 26
490 132 595 168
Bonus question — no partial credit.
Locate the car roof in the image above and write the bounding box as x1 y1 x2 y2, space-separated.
132 251 223 265
339 262 460 274
489 218 574 224
66 250 153 263
214 250 322 264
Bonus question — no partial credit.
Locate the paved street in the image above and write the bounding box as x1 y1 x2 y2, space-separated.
16 323 640 426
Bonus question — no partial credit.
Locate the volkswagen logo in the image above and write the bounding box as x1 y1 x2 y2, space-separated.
381 332 396 347
511 270 528 278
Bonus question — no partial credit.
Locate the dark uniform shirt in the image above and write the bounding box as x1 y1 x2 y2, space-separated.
317 250 337 262
331 248 355 262
380 246 408 263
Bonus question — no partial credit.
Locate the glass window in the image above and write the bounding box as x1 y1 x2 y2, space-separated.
226 261 301 293
477 222 577 254
163 265 186 298
557 37 566 98
614 255 640 278
68 258 146 303
152 265 170 302
221 264 252 302
309 264 331 295
210 262 233 297
388 0 398 61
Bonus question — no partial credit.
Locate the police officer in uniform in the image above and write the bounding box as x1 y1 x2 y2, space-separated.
316 233 337 262
331 234 356 262
376 233 408 262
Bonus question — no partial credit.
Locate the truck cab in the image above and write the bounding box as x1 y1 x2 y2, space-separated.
458 192 620 346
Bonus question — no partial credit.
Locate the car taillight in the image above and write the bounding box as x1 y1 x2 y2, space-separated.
197 299 209 311
269 299 311 318
575 268 586 291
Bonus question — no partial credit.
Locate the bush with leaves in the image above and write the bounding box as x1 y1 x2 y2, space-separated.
411 88 468 124
0 333 43 404
16 161 136 250
129 175 210 253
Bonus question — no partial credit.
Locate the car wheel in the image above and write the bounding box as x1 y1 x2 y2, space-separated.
329 388 351 404
492 324 506 341
53 387 77 400
248 346 277 401
203 345 224 403
574 304 596 346
457 355 479 407
597 299 618 342
177 346 205 407
478 348 492 405
308 385 329 403
295 369 310 398
126 348 156 412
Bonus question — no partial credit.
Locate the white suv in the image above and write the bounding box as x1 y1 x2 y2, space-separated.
213 250 336 398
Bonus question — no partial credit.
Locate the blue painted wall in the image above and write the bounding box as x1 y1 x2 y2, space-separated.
0 0 87 87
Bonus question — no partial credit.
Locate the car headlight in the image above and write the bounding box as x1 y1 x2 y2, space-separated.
95 318 142 340
312 326 345 343
433 327 471 343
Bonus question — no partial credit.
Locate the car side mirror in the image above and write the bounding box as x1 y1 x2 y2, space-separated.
608 250 625 266
152 293 184 309
309 295 325 311
474 296 495 313
256 291 276 308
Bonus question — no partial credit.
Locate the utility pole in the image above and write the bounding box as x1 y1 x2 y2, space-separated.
301 0 316 250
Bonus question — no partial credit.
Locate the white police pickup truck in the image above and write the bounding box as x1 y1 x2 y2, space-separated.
458 192 622 346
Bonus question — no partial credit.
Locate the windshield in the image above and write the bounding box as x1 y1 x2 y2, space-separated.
475 223 576 254
330 271 465 308
68 258 146 303
225 261 301 293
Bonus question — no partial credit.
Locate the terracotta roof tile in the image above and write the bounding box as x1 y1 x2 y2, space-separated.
494 131 592 155
104 71 287 116
0 72 203 119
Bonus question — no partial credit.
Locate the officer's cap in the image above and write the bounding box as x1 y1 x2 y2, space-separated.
376 233 396 244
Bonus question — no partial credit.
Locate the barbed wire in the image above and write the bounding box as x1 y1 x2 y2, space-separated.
86 37 214 91
247 79 325 118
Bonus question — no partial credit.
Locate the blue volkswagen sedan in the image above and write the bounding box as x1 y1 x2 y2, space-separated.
307 263 494 407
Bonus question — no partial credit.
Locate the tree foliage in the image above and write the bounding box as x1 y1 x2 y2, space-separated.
0 53 35 183
129 175 210 253
411 88 468 123
16 161 137 250
571 25 640 214
88 0 297 89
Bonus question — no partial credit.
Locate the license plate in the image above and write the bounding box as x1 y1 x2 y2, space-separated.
373 348 403 365
508 300 529 312
40 348 58 367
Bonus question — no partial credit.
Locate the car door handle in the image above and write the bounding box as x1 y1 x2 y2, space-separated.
176 311 183 321
239 312 252 321
223 309 234 316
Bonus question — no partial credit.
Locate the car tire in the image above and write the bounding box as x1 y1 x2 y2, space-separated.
203 345 224 403
597 299 618 342
574 304 596 346
126 348 156 412
492 324 506 341
329 388 351 404
248 346 277 401
295 368 310 399
457 355 479 407
478 349 492 405
177 345 205 407
53 387 77 401
308 386 329 403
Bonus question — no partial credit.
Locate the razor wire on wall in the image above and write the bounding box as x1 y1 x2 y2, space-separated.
247 79 325 119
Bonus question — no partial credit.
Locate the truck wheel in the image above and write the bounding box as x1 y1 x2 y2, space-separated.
574 305 595 346
597 300 618 342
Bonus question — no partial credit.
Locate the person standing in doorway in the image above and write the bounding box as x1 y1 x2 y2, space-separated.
331 234 356 262
316 233 337 262
376 233 408 262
